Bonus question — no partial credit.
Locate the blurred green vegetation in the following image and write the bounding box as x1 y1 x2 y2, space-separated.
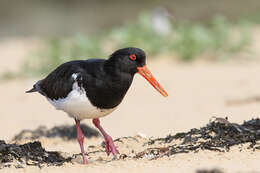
22 34 106 77
2 12 254 79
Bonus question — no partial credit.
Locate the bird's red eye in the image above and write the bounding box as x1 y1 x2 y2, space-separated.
129 54 136 61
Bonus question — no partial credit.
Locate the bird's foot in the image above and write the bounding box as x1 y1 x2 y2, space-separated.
82 157 88 165
92 118 119 156
75 119 88 165
104 135 119 156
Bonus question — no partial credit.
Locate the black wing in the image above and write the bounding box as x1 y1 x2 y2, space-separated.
26 59 103 100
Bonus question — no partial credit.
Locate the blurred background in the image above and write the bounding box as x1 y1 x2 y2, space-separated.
1 0 260 141
1 0 260 37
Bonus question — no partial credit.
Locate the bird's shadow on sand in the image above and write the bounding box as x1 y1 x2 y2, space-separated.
12 124 100 141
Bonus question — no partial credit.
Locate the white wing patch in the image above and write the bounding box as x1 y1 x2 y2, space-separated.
47 73 117 120
71 73 78 80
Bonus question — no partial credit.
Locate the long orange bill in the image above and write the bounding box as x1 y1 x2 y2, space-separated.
137 65 168 97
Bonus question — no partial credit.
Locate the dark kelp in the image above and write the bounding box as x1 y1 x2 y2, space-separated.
0 141 72 168
134 118 260 159
196 169 224 173
1 118 259 170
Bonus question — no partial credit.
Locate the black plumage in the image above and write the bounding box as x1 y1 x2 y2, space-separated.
27 47 146 109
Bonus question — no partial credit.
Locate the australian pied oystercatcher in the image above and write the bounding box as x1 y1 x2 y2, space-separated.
26 47 168 164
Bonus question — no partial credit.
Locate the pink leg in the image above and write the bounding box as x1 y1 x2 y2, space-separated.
75 119 88 164
92 118 119 156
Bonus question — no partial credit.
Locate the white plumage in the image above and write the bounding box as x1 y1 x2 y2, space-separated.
47 75 117 120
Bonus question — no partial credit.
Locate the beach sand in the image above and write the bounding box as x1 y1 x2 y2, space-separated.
0 38 260 173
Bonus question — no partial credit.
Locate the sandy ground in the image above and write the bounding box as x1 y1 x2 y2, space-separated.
0 38 260 172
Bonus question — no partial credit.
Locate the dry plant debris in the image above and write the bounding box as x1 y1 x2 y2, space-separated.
0 118 259 170
0 140 72 168
133 118 260 160
196 169 224 173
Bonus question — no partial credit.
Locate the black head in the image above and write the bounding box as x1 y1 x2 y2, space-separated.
107 47 146 75
106 47 168 97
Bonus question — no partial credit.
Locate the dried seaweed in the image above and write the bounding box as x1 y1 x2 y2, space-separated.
196 169 223 173
0 140 72 168
1 118 260 169
135 118 260 159
13 124 100 141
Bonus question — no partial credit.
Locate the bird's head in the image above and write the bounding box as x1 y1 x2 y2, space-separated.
108 47 168 97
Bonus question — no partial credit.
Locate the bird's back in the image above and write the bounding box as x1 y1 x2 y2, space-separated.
27 58 133 109
38 59 104 100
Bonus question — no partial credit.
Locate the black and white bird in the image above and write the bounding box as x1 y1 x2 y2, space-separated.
26 47 168 164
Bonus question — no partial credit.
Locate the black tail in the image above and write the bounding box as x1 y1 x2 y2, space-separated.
26 86 37 93
26 82 39 93
25 81 44 95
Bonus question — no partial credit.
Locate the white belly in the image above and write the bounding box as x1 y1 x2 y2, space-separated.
47 82 117 120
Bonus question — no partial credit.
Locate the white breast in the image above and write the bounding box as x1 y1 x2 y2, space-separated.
47 81 117 120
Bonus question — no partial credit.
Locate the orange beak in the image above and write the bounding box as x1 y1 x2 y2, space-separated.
137 65 168 97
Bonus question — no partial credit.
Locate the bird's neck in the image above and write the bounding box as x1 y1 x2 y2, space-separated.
85 59 134 109
104 58 134 95
104 58 134 78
